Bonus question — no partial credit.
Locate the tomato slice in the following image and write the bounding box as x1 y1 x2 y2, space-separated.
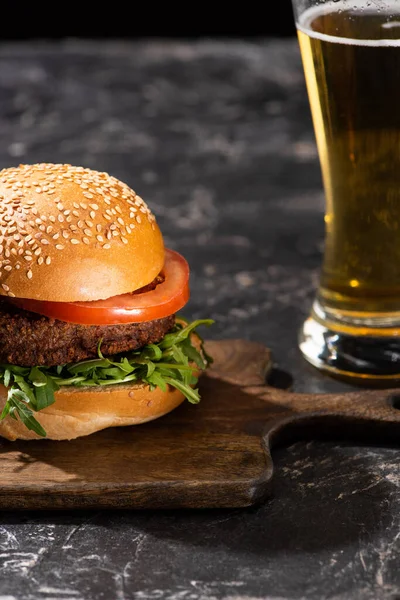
10 248 190 325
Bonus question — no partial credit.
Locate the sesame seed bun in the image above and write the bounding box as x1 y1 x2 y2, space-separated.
0 163 164 302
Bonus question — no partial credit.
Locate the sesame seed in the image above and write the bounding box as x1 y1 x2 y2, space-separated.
83 237 90 245
103 243 111 249
121 237 128 244
45 256 51 265
2 283 9 291
4 265 12 271
0 164 157 260
96 235 103 242
62 231 69 239
53 233 60 240
84 229 92 236
55 244 64 250
7 291 15 297
27 270 33 279
38 256 44 265
24 256 33 262
70 239 79 244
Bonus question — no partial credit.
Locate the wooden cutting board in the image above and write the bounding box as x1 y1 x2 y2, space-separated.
0 339 399 510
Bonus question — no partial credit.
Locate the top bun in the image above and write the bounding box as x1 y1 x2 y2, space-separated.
0 163 164 302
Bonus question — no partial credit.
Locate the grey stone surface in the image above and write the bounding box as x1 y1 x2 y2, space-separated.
0 39 398 600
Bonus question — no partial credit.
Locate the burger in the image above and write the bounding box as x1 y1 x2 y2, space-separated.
0 163 212 441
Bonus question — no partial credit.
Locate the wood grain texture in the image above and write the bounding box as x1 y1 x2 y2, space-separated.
0 338 399 510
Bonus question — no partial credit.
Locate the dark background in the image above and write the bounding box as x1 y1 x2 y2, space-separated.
1 4 297 39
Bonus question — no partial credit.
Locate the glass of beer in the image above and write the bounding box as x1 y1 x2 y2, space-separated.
292 0 400 382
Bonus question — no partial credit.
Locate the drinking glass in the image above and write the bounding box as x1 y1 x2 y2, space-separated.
291 0 400 382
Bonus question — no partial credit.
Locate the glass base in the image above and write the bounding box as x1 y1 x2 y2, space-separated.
299 300 400 384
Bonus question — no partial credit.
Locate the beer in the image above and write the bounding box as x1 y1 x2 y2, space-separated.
297 2 400 318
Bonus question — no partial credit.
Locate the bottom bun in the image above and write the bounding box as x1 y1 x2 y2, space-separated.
0 382 188 441
0 332 203 442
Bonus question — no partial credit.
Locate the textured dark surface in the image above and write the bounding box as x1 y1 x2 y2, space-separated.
0 39 398 599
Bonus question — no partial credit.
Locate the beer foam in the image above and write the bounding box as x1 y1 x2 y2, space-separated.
297 0 400 47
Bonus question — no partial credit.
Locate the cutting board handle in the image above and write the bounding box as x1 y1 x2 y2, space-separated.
205 338 400 447
255 386 400 446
